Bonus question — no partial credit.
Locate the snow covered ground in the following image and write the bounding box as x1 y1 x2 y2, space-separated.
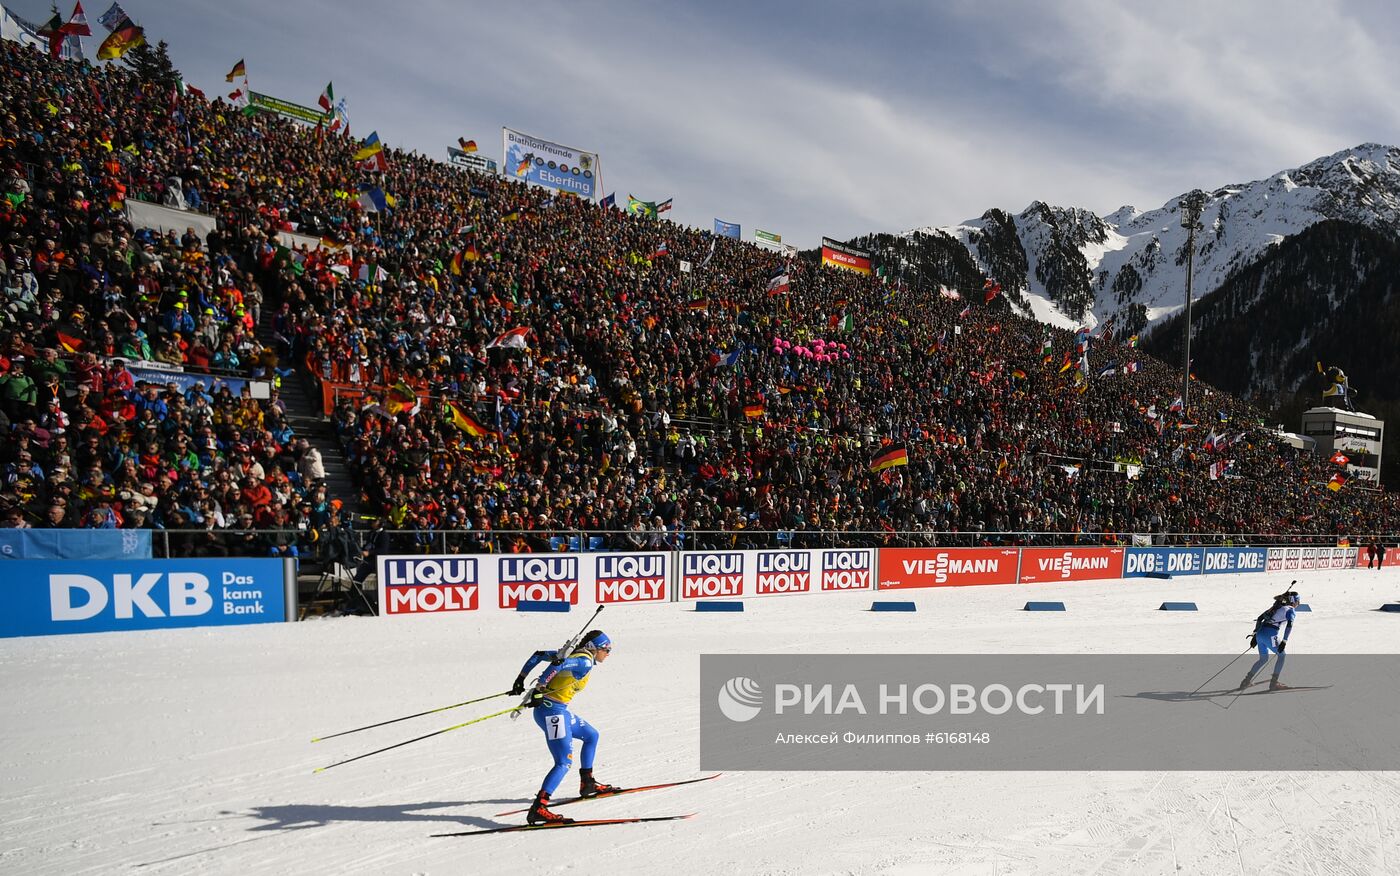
3 567 1399 875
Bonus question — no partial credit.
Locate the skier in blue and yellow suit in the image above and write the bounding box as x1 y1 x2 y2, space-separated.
510 629 618 824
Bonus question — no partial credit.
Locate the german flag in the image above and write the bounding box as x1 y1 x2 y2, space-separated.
743 402 765 419
447 401 492 438
1058 355 1074 374
57 331 85 353
226 59 246 82
1327 472 1347 492
869 444 909 472
687 298 708 311
1011 368 1027 380
385 380 418 414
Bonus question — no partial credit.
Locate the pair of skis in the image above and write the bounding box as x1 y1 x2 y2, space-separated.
431 774 720 837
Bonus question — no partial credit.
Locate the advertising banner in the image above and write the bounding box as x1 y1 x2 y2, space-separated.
0 529 151 561
676 549 876 601
502 127 600 200
379 553 671 615
1123 547 1203 578
754 229 783 251
714 219 741 239
820 238 872 275
248 91 326 125
1017 547 1125 583
129 366 268 400
592 553 669 604
877 548 1020 589
1200 547 1268 574
125 200 219 243
0 558 286 638
448 146 498 175
680 551 746 600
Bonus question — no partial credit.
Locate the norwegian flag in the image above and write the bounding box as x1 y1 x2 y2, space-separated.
765 273 790 296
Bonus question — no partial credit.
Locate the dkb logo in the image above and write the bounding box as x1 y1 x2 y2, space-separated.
718 677 764 722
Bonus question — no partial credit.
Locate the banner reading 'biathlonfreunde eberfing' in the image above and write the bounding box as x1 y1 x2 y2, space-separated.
821 237 872 274
502 127 600 200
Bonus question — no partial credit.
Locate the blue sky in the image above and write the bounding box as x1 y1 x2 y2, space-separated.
16 0 1400 246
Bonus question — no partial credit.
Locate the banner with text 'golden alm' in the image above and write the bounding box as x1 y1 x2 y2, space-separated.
821 237 872 274
502 127 601 200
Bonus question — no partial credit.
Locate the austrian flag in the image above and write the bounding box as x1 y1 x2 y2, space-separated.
488 326 531 350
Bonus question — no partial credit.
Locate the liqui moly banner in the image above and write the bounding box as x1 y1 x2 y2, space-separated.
592 553 669 604
681 551 746 600
678 549 876 600
379 556 483 615
877 548 1020 589
820 237 872 275
1017 547 1125 584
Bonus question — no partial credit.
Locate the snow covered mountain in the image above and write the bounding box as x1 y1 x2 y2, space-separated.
901 143 1400 334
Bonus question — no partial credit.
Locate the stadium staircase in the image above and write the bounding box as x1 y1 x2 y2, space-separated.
256 310 370 617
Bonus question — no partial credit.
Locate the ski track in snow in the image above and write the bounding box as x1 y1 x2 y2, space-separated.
2 568 1399 875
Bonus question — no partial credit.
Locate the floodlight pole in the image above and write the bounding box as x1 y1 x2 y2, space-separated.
1179 190 1206 415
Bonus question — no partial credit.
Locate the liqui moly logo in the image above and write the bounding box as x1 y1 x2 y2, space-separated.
682 552 744 599
821 550 872 591
595 554 666 603
756 551 810 595
499 557 579 608
1039 552 1109 579
383 558 479 614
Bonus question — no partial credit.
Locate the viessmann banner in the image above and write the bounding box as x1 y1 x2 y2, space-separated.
0 558 287 638
502 127 600 200
877 548 1020 588
1016 547 1125 583
820 238 872 274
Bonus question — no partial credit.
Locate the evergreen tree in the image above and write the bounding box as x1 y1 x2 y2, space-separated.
121 39 179 91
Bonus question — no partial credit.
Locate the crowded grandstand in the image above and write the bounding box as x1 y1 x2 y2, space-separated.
1 35 1394 572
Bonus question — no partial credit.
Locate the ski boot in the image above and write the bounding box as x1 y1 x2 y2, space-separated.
578 768 621 799
526 790 571 825
1236 673 1257 691
1269 676 1290 691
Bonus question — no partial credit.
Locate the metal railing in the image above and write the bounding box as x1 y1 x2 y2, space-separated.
150 527 1391 561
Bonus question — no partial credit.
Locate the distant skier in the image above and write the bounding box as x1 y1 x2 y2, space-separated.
510 630 618 824
1240 589 1299 691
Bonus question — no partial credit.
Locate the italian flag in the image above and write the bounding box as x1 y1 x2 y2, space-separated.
318 82 335 113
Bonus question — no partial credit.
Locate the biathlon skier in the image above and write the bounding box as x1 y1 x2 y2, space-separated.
1239 589 1299 692
510 629 619 825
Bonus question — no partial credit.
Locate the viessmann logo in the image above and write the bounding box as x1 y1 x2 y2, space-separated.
1038 552 1109 579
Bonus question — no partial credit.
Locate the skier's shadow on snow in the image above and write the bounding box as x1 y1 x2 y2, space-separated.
1122 686 1330 705
241 801 503 832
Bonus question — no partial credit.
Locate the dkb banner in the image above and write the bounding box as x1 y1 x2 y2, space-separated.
701 655 1400 770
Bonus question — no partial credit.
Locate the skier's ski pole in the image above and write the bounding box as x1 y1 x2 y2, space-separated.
311 691 511 743
510 604 605 719
314 705 517 773
1189 645 1255 695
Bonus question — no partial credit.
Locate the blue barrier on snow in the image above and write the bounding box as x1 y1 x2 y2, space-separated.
870 601 916 612
515 600 570 613
1024 601 1066 611
1159 602 1198 611
1296 604 1312 612
1380 604 1400 613
695 601 744 612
